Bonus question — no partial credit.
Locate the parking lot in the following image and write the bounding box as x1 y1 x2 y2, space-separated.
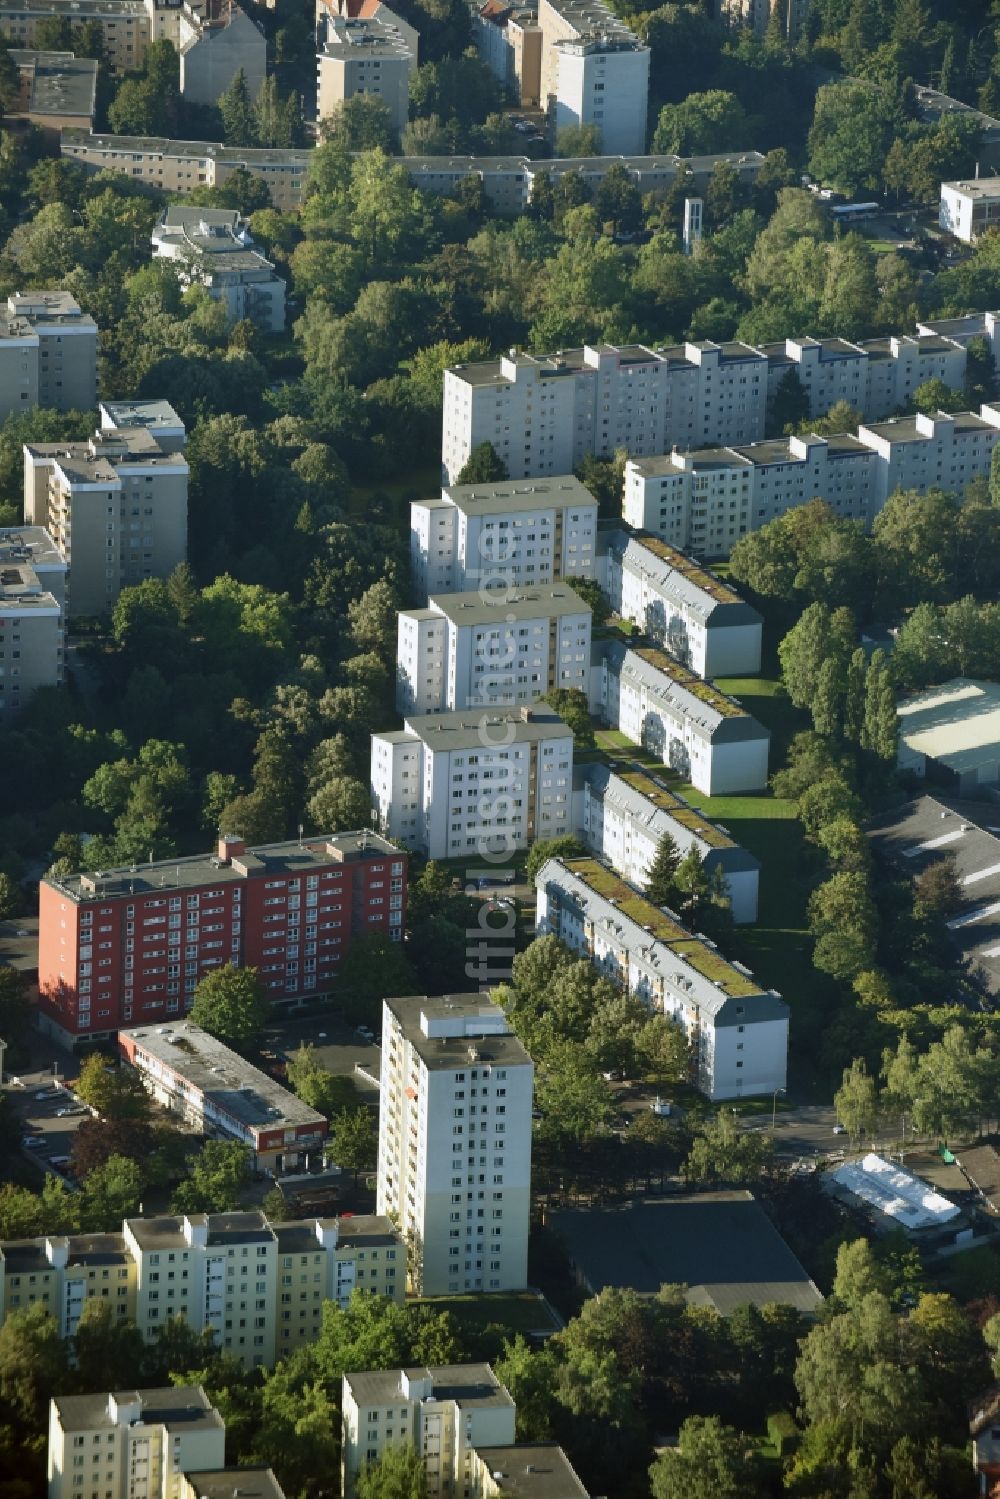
4 1065 91 1175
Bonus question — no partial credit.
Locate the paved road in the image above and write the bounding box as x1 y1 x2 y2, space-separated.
747 1102 841 1159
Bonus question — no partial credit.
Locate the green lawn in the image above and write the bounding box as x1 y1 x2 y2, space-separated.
416 1291 562 1335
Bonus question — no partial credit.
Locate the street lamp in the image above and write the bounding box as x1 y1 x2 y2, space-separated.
901 1100 925 1164
771 1087 786 1133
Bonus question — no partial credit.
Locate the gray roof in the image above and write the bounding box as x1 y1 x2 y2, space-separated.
121 1023 326 1138
63 128 311 170
274 1215 400 1252
618 534 760 626
424 583 591 627
182 1471 286 1499
0 532 60 610
344 1363 513 1409
52 1385 222 1433
391 704 573 753
442 475 597 515
124 1211 273 1251
385 993 533 1071
549 1194 822 1314
10 49 97 119
579 762 759 872
472 1445 589 1499
100 398 184 436
602 640 768 744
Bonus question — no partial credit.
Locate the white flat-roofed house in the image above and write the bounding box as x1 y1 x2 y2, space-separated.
409 477 598 602
591 640 769 795
896 677 1000 795
395 583 591 715
371 705 574 859
603 532 762 676
152 206 285 332
100 397 186 453
941 177 1000 243
535 856 787 1099
578 763 760 921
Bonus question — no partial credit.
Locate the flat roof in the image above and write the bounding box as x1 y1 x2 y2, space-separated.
101 398 184 434
425 583 590 626
442 475 597 514
53 1386 221 1434
393 704 572 752
384 993 533 1071
44 829 398 902
121 1022 326 1137
473 1445 588 1499
10 49 97 118
344 1363 513 1409
274 1215 400 1252
549 1194 822 1314
897 677 1000 775
831 1153 960 1230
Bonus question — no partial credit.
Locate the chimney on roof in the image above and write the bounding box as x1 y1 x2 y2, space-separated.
217 835 245 862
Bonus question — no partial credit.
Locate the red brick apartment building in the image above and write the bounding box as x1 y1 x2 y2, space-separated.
37 831 408 1043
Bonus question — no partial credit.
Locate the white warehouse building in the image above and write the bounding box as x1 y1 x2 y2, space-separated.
395 583 592 716
410 475 598 601
601 531 762 676
577 762 761 922
371 704 574 859
535 856 788 1100
590 641 769 796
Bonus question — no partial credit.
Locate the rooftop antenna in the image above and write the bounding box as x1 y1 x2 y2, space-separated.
298 823 303 849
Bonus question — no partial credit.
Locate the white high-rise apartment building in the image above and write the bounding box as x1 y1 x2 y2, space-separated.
601 532 762 676
410 477 598 602
48 1386 226 1499
376 995 533 1296
857 407 1000 510
316 14 414 133
578 763 761 922
341 1365 516 1499
395 583 592 715
536 856 788 1100
0 290 97 421
371 704 574 859
0 526 66 715
537 0 648 156
23 425 188 617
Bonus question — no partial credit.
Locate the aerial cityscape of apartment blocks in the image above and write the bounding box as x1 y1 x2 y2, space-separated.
371 704 574 859
395 583 592 716
376 995 533 1296
37 831 407 1043
23 423 189 617
0 290 97 421
599 532 763 677
577 763 761 922
0 526 66 714
118 1020 328 1170
1 1211 404 1367
441 320 1000 484
590 640 770 796
535 857 788 1099
410 477 598 601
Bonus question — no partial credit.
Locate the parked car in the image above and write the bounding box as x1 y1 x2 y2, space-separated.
650 1097 672 1117
357 1026 375 1043
832 1124 846 1135
23 1136 45 1148
33 1090 52 1100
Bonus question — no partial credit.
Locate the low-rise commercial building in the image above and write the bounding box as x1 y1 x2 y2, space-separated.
48 1386 226 1499
371 704 573 859
590 640 769 795
577 763 760 922
37 831 407 1043
377 994 533 1296
7 49 97 132
24 424 188 618
396 583 592 715
410 476 598 602
601 532 762 675
316 13 414 133
152 207 285 332
180 1472 287 1499
118 1021 328 1172
342 1364 516 1499
896 676 1000 794
2 1211 404 1370
0 526 65 714
0 290 97 421
536 856 788 1099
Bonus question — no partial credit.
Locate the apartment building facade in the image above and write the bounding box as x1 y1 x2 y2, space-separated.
152 207 285 331
371 705 574 859
395 584 592 716
601 532 762 676
316 14 413 132
119 1021 328 1171
857 408 1000 510
0 526 65 714
536 856 788 1099
536 0 648 155
23 426 188 618
1 1211 403 1371
37 831 407 1044
0 290 97 421
591 641 769 795
48 1386 225 1499
62 130 310 213
342 1364 516 1499
442 321 1000 485
577 763 761 922
377 995 533 1296
410 477 598 601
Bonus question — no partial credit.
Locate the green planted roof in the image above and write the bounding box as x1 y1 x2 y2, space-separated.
636 535 741 605
560 857 763 998
616 769 735 849
631 647 748 718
